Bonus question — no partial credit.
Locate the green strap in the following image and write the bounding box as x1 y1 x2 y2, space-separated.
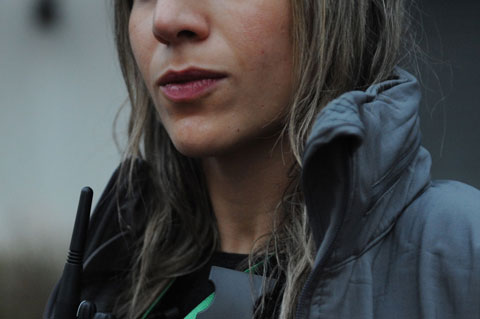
143 260 265 319
184 292 215 319
141 279 175 319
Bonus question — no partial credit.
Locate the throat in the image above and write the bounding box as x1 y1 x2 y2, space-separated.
202 138 294 255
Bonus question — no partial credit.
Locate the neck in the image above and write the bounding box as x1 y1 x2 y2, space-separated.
202 137 294 254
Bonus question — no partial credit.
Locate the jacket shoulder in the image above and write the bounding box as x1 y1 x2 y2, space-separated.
365 180 480 317
399 180 480 251
405 180 480 232
392 180 480 315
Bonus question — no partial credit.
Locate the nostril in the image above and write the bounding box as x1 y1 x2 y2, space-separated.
178 30 197 39
152 28 198 46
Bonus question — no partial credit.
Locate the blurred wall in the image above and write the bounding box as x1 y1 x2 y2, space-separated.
419 0 480 189
0 0 479 318
0 1 127 317
0 0 126 249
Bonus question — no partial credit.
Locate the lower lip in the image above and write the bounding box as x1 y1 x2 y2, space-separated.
160 78 224 102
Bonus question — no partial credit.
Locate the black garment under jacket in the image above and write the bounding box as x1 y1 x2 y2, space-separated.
45 68 480 318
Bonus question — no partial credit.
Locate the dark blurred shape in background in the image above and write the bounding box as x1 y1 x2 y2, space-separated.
33 0 60 30
0 250 62 318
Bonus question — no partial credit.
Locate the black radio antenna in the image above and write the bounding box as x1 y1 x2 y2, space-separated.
54 187 93 319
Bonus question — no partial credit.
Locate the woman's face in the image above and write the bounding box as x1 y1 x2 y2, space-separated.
129 0 294 157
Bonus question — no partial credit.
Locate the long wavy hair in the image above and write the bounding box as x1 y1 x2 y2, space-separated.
112 0 414 318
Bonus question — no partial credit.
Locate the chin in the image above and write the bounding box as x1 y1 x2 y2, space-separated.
166 118 244 158
170 136 232 159
167 123 283 159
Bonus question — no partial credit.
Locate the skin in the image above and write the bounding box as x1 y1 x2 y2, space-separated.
129 0 294 253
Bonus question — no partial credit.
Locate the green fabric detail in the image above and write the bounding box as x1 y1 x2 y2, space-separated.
247 260 265 274
141 279 175 319
184 292 215 319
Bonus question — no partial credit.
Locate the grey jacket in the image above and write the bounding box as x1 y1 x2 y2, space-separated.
45 68 480 318
297 67 480 318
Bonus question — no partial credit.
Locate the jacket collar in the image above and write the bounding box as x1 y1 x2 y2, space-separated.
302 68 431 268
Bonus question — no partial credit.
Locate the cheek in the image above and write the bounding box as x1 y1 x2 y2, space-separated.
228 5 294 115
128 15 154 87
226 3 292 71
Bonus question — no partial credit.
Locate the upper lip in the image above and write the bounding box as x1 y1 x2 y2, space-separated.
157 68 227 86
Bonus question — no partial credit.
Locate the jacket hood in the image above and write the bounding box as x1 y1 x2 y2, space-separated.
302 68 432 268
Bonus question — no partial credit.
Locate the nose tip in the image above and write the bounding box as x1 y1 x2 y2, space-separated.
152 25 202 46
152 5 209 46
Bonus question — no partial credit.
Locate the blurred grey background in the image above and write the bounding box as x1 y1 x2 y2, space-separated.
0 0 478 318
417 0 480 188
0 1 127 317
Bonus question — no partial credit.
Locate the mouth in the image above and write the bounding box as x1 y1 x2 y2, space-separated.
157 68 227 103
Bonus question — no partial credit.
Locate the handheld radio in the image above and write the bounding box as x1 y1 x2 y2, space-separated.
54 187 93 319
